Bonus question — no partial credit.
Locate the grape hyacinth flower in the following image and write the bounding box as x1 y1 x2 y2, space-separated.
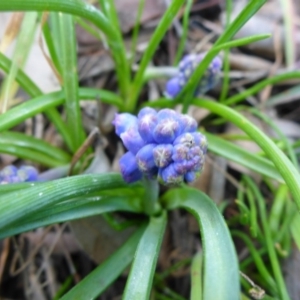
165 53 222 98
0 165 38 184
113 107 207 185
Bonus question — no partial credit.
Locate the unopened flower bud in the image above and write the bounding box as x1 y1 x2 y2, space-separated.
138 107 157 119
165 77 182 98
159 163 183 184
120 126 146 155
119 152 142 183
184 171 196 183
113 113 137 136
153 118 181 144
138 113 157 143
136 144 157 174
153 144 173 168
179 114 197 133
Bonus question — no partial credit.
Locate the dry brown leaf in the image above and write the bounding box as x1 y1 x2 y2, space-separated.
70 216 135 264
115 0 166 33
0 12 24 53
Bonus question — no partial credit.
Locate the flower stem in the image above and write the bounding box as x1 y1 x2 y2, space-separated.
143 178 159 216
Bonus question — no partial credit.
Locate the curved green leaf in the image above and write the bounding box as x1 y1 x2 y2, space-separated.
1 195 142 239
0 51 41 96
61 224 146 300
0 145 64 167
162 188 240 300
0 51 73 148
0 88 123 132
123 212 167 300
0 131 71 163
205 132 283 182
0 173 126 232
193 99 300 211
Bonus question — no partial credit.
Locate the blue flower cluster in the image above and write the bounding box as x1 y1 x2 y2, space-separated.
0 165 38 184
165 53 222 98
113 107 207 185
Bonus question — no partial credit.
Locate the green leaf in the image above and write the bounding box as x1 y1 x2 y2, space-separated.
0 131 70 163
224 71 300 106
98 0 131 99
0 173 126 232
56 13 85 151
0 51 73 148
233 231 277 292
0 51 41 96
205 132 283 182
128 0 185 111
291 212 300 251
0 88 123 132
162 188 240 300
61 224 146 300
193 99 300 211
0 12 37 112
190 251 203 300
123 212 167 300
1 194 142 239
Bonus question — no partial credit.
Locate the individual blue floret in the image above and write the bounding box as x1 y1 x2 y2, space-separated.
136 144 157 175
120 126 146 155
113 107 208 185
165 53 222 98
153 144 173 168
113 113 138 136
119 152 143 183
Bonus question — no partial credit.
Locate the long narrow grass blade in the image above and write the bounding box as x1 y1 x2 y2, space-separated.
123 212 167 300
178 0 267 110
205 132 283 182
190 251 203 300
0 145 64 167
0 51 73 150
129 0 185 112
41 15 62 76
278 0 296 67
224 71 300 106
162 188 240 299
56 13 85 151
0 12 37 113
0 88 123 132
61 224 146 300
174 0 193 65
193 99 300 211
98 0 130 98
0 131 70 162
